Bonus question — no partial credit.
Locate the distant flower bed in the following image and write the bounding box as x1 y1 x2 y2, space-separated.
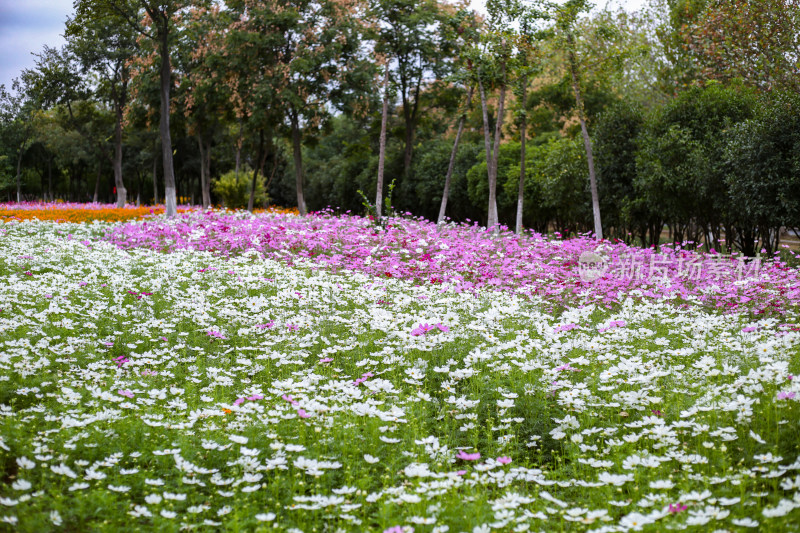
105 209 800 315
0 202 297 223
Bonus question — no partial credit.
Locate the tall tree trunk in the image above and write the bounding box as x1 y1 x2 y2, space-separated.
490 66 507 232
375 62 390 219
48 155 53 201
478 76 493 228
516 74 527 235
157 20 177 217
15 144 23 203
47 156 53 203
197 136 211 209
93 160 101 203
204 140 211 208
113 98 127 208
479 65 506 231
401 73 422 177
567 31 602 240
290 111 307 216
235 125 242 184
248 130 264 213
152 153 158 205
438 84 474 224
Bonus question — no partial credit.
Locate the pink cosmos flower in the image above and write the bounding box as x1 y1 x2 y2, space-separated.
496 456 512 465
297 409 311 418
281 394 298 405
246 394 264 401
256 322 275 329
319 357 334 364
383 527 406 533
456 451 480 461
777 391 796 400
206 330 227 340
233 397 246 406
455 470 467 476
118 389 134 398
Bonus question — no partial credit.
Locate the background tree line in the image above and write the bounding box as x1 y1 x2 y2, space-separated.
0 0 798 254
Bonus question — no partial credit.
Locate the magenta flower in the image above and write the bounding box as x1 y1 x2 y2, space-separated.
742 326 757 332
668 503 687 514
233 397 246 406
256 321 275 329
113 355 129 368
206 330 227 340
297 409 311 418
456 451 480 461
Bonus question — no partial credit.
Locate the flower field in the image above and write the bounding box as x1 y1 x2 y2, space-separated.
0 203 297 224
1 210 799 532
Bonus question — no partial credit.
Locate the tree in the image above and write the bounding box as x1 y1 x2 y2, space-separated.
0 81 35 202
88 0 191 215
68 1 139 207
375 57 391 218
226 0 372 215
437 8 479 224
472 0 520 230
682 0 800 92
372 0 455 178
547 0 603 239
177 2 231 209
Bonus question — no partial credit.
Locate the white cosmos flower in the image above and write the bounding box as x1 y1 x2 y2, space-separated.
10 480 31 491
364 454 380 464
256 513 276 522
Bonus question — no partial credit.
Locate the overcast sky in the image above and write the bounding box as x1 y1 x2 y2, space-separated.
0 0 648 93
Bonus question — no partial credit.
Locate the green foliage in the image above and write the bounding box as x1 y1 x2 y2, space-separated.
593 100 645 241
466 141 521 225
724 92 800 254
212 167 268 209
410 139 483 223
